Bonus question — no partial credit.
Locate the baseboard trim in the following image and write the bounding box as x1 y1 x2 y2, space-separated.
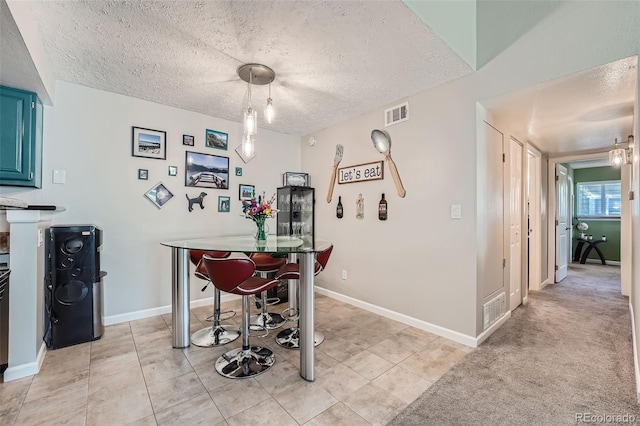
2 343 46 382
581 259 620 266
104 294 240 326
539 278 551 290
476 311 511 346
629 301 640 403
315 286 478 348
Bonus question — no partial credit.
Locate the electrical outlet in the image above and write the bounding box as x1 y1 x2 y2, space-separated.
341 270 347 280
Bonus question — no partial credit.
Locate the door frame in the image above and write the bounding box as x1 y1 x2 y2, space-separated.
509 137 524 310
527 145 542 293
546 151 628 291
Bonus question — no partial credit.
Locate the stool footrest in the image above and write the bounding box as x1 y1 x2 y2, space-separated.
265 297 280 306
281 307 299 321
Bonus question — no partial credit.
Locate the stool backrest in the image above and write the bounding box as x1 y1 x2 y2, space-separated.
202 255 256 294
190 250 230 266
315 244 334 274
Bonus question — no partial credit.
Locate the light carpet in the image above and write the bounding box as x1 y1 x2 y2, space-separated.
389 263 640 425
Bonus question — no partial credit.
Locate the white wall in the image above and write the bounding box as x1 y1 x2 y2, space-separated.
304 1 640 341
2 81 300 317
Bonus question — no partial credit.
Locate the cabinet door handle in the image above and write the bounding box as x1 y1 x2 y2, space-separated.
29 172 34 180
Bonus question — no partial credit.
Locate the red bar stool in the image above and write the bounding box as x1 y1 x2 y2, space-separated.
248 253 287 330
189 250 240 347
274 245 333 349
202 254 280 378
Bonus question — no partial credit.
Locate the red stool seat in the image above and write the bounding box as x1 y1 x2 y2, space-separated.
250 253 286 272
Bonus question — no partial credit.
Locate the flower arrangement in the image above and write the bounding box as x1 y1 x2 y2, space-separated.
242 192 277 241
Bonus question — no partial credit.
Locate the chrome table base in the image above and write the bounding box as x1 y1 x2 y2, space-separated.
215 346 275 379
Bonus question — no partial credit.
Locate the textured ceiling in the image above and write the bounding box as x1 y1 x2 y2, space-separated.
481 56 637 156
15 0 472 136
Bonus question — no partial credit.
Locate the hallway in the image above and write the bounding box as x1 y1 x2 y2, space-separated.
391 263 639 425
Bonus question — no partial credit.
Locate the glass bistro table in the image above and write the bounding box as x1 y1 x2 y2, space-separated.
161 235 331 382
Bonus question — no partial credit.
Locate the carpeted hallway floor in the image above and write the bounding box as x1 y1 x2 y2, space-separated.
390 263 640 425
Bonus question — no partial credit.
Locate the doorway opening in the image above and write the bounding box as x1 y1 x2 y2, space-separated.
547 153 629 295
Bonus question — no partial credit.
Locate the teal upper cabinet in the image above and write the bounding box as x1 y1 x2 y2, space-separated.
0 86 43 188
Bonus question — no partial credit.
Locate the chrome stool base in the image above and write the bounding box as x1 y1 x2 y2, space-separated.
275 328 324 349
191 325 241 347
215 346 275 379
250 312 286 330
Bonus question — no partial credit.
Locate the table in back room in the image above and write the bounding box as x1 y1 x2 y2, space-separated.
573 237 607 265
161 235 332 382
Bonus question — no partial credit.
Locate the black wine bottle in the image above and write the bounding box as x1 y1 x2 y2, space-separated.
378 193 387 220
337 196 343 218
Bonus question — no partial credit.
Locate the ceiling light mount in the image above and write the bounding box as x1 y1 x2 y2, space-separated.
237 63 275 85
237 63 276 162
609 135 634 167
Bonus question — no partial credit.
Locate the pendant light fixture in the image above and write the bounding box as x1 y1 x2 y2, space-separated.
237 63 276 160
264 83 275 124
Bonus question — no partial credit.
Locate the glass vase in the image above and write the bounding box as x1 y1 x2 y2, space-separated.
253 216 267 242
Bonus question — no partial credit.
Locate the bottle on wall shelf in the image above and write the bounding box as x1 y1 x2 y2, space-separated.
378 193 387 220
336 196 343 218
356 194 364 219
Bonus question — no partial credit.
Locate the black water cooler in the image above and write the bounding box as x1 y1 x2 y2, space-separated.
44 225 106 349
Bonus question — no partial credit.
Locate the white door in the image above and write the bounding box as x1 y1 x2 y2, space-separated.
509 139 522 310
477 121 504 306
555 164 570 282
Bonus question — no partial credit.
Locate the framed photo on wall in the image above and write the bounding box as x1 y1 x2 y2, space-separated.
144 182 174 209
239 184 255 200
218 196 231 212
183 135 194 146
185 151 229 189
132 126 166 160
283 172 309 186
138 169 148 180
205 129 228 150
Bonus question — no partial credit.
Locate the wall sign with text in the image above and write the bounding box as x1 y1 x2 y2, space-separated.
338 161 384 184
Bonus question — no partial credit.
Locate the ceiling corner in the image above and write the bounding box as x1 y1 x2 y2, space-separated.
404 0 477 70
2 0 55 104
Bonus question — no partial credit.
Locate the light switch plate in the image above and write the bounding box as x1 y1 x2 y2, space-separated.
53 170 66 184
451 204 462 219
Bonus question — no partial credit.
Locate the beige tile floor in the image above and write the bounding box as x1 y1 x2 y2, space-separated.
0 294 473 426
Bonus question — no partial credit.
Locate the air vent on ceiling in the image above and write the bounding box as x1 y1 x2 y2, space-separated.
384 102 409 127
483 292 506 331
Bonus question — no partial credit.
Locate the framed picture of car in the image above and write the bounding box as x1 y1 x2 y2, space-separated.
205 129 228 150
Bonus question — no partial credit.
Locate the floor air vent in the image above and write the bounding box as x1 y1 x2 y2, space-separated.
483 292 506 331
385 102 409 127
